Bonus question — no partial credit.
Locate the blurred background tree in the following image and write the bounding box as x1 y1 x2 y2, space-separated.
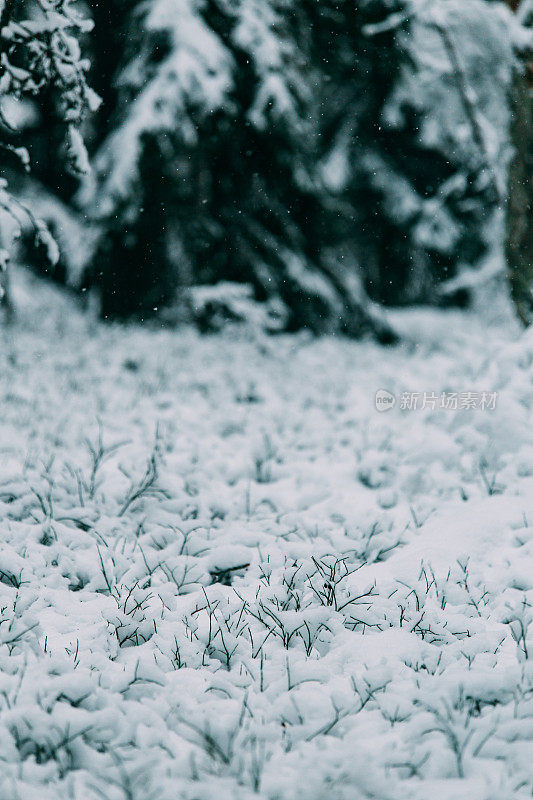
504 0 533 325
81 0 412 339
1 0 531 335
0 0 94 317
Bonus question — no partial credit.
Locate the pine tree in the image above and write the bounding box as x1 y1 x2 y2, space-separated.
83 0 519 331
0 0 95 313
84 0 405 338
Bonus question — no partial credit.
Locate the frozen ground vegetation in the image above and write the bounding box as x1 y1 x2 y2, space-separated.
0 272 532 799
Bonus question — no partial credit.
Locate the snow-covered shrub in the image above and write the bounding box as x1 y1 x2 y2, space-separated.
187 282 287 334
0 0 94 293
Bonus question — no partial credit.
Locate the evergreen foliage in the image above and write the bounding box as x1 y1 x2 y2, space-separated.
84 0 410 335
2 0 528 333
84 0 518 329
0 0 93 307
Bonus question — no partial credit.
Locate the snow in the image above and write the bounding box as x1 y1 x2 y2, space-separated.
1 268 533 799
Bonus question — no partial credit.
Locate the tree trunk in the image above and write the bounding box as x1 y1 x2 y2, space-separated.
505 73 533 326
505 2 533 325
0 264 14 323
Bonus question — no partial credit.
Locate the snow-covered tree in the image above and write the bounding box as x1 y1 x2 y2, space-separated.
0 0 95 313
81 0 526 331
350 0 518 307
82 0 408 338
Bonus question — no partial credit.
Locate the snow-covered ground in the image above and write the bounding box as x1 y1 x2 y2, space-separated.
1 269 532 800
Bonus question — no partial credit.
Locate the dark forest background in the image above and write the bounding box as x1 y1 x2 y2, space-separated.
0 0 532 337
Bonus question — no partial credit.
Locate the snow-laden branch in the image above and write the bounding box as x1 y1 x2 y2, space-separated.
362 11 410 38
0 0 95 286
517 0 533 25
